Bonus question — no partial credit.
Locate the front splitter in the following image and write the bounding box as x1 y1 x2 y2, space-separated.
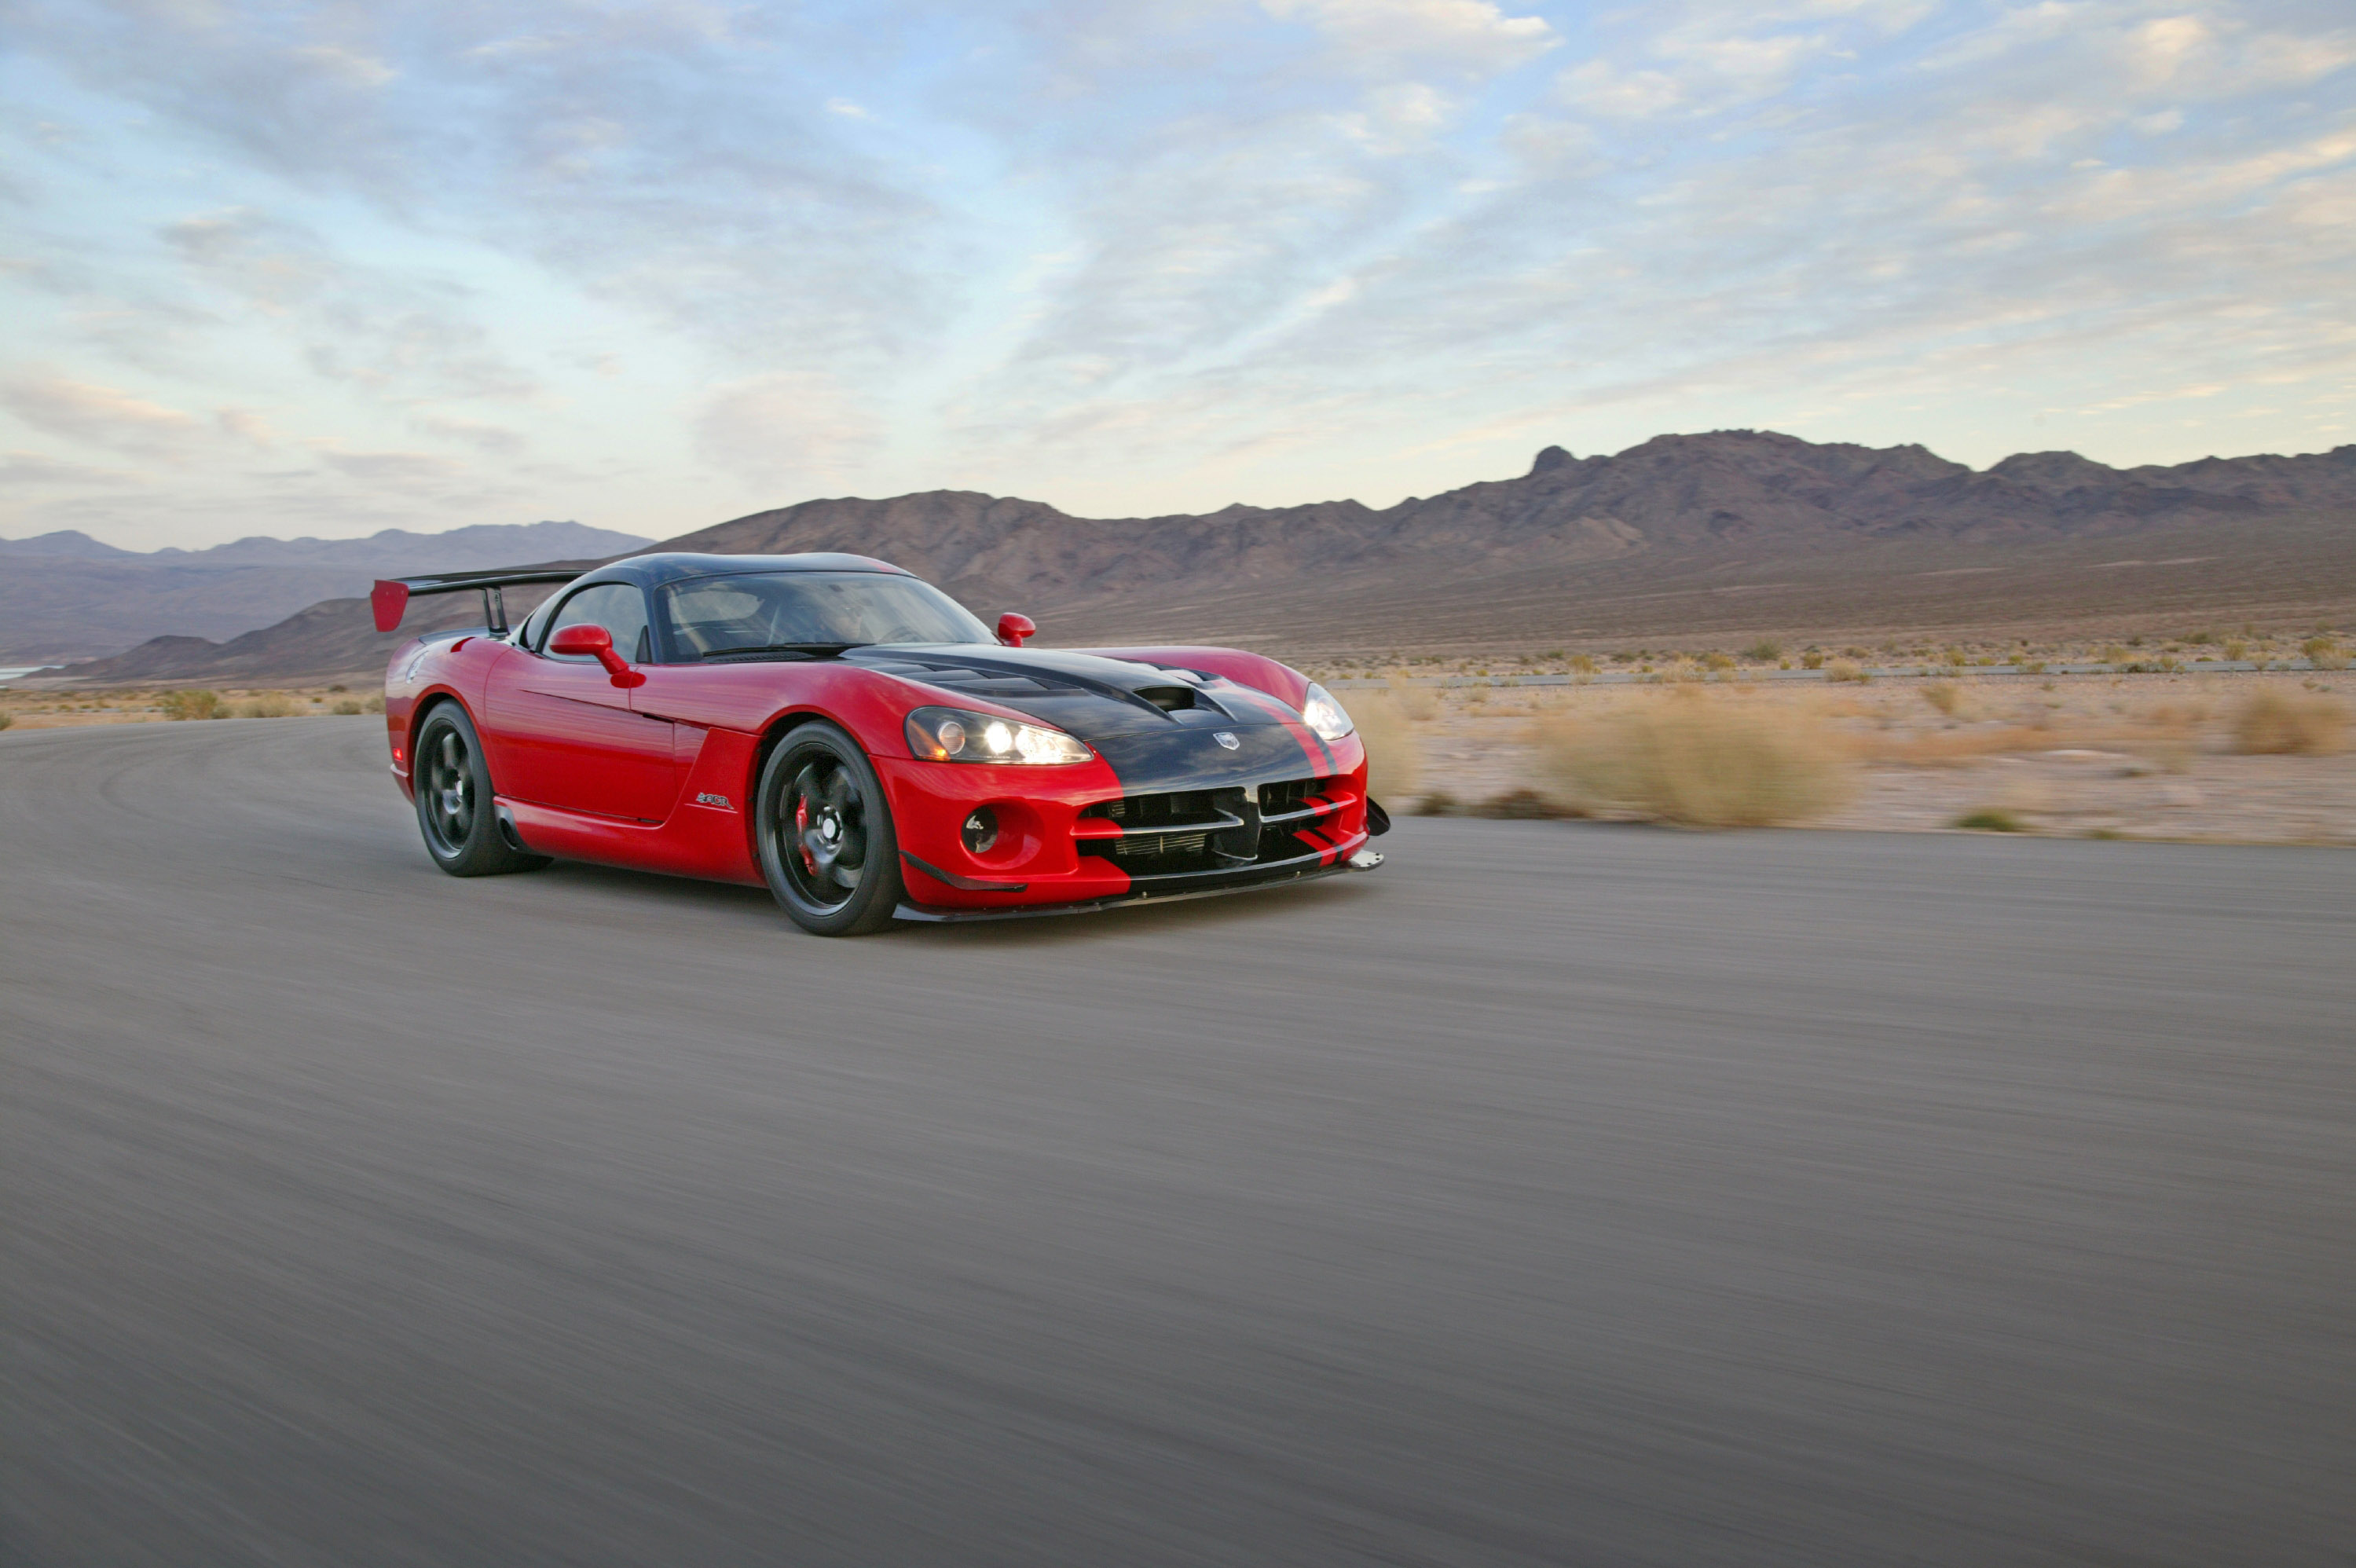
893 849 1383 925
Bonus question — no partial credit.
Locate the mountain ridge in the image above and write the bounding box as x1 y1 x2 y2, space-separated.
0 521 654 661
44 430 2356 682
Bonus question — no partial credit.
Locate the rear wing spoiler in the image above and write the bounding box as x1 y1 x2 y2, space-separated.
371 567 586 636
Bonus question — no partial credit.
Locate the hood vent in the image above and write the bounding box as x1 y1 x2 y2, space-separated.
1134 685 1196 713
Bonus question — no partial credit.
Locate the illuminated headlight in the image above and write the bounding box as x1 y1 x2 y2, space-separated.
1299 682 1354 742
905 705 1094 765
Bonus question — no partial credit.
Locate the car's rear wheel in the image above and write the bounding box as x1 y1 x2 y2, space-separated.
413 702 549 877
757 722 903 936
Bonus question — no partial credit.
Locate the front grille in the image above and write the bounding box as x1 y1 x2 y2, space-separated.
1083 789 1233 830
1082 778 1350 877
1259 775 1345 819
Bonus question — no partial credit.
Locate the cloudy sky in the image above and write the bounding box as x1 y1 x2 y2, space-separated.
2 0 2351 550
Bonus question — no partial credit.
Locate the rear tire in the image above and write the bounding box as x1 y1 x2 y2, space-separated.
413 701 549 877
756 722 903 936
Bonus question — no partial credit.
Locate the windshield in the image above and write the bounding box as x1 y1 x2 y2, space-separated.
658 571 991 658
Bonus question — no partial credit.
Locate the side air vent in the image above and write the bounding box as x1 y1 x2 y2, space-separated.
1134 685 1196 713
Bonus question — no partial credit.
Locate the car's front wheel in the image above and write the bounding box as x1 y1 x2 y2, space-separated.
412 701 549 877
756 722 904 936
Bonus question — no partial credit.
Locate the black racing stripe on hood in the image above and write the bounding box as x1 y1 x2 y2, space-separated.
1088 722 1321 795
846 644 1306 743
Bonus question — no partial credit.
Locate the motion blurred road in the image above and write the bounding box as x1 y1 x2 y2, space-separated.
5 720 2351 1565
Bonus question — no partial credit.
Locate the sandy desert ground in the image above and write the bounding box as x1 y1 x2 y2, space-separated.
3 669 2348 847
1364 670 2354 847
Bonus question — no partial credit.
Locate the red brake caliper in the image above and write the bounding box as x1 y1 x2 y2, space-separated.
794 793 816 874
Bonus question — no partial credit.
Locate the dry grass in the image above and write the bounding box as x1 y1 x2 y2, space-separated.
1350 691 1423 804
1921 681 1962 716
1384 670 1440 720
2232 688 2348 755
1825 658 1869 683
231 694 299 719
0 711 13 731
1867 724 2057 766
2306 636 2351 672
1529 690 1852 826
159 690 222 720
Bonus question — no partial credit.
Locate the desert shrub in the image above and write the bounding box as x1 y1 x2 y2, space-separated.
1741 639 1782 663
159 689 220 721
2303 636 2350 671
2184 629 2215 646
1800 650 1825 670
1953 808 2023 833
1824 659 1869 683
232 694 298 719
1384 672 1438 720
1414 789 1458 816
1349 692 1422 803
1922 682 1962 716
2232 690 2348 755
1567 654 1596 675
332 699 364 716
1530 692 1852 827
2223 639 2247 661
1701 651 1736 672
0 712 12 731
1476 787 1566 819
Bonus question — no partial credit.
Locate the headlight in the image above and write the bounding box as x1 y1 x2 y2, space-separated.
1299 682 1354 742
905 705 1094 765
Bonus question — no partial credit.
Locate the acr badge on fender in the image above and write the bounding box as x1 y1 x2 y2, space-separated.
1213 731 1240 749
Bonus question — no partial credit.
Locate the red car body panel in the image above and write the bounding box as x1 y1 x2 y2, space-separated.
384 557 1376 918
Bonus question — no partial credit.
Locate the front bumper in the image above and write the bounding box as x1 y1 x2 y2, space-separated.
895 847 1384 923
874 735 1372 914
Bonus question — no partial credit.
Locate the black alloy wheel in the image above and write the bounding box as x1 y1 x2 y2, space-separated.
756 722 903 936
412 702 548 877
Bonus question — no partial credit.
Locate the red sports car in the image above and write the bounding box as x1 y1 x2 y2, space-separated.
376 553 1387 934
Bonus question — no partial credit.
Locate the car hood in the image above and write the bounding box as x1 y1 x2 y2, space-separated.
845 644 1334 789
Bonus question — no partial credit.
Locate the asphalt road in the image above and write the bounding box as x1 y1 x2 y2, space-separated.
5 719 2352 1566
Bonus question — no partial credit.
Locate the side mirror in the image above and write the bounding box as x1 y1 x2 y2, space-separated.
997 613 1036 648
548 623 645 687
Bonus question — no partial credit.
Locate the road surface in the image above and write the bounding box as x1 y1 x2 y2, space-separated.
5 719 2351 1565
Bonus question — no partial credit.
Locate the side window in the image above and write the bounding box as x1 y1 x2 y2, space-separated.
540 583 651 663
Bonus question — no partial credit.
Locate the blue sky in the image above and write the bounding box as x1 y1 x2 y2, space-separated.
2 0 2351 550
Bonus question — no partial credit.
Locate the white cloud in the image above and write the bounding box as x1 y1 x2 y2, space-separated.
160 207 538 401
413 416 527 456
692 373 881 491
0 449 132 488
0 375 200 456
1261 0 1556 76
214 408 277 445
287 44 396 88
315 449 467 488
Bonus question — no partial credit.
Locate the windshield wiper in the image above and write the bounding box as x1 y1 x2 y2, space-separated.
702 642 867 661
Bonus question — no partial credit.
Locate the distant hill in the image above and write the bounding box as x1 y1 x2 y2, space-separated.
0 521 653 662
0 529 141 559
53 431 2356 683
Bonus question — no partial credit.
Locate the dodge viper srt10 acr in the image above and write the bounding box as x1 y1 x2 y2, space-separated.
375 552 1388 935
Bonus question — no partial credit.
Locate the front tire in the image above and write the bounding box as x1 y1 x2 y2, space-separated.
756 722 903 936
413 701 549 877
